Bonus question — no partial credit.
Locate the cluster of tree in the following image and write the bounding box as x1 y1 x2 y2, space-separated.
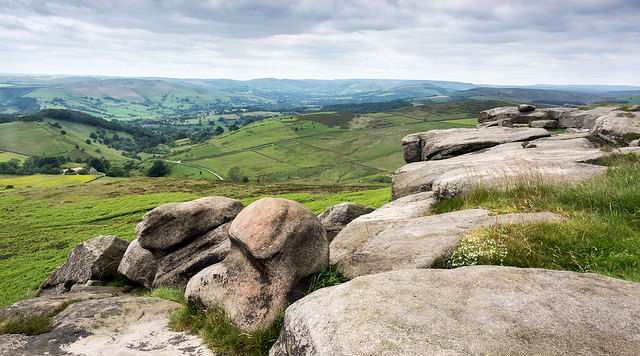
0 155 136 177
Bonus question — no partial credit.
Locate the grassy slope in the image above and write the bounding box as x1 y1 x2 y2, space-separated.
167 100 505 184
0 119 132 163
0 177 389 307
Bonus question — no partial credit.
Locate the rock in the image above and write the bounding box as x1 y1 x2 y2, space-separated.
185 198 328 331
629 139 639 147
392 136 606 200
317 202 375 241
1 295 213 356
37 235 129 296
530 119 558 129
518 103 536 112
630 105 639 111
152 223 231 289
478 106 552 126
137 196 243 251
590 111 640 144
558 106 616 129
329 192 436 266
331 209 562 279
117 239 157 289
122 196 242 289
401 127 549 163
270 267 640 356
564 103 580 108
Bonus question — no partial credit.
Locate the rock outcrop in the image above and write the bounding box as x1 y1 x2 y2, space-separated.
317 202 375 241
401 127 549 162
478 105 617 129
185 198 329 331
271 267 640 356
331 209 562 279
119 196 242 289
37 235 129 296
393 134 606 200
590 111 640 144
1 290 213 356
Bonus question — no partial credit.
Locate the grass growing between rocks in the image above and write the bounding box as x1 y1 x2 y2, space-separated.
434 153 640 281
0 298 82 336
166 266 347 355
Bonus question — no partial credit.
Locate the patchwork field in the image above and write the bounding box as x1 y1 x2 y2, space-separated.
165 100 501 183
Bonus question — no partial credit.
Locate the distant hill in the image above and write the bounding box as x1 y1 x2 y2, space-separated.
449 87 623 106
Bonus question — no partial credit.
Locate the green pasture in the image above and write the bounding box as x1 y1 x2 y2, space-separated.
0 175 100 189
0 151 28 162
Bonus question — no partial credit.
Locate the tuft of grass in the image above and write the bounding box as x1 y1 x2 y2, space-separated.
136 287 185 304
170 306 283 356
434 152 640 281
0 298 82 336
306 266 349 294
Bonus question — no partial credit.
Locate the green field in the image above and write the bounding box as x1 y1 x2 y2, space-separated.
0 174 100 189
0 178 389 307
0 119 134 163
0 151 28 162
163 101 494 184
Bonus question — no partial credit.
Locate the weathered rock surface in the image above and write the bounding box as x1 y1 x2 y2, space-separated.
329 192 436 266
402 127 550 163
317 202 375 241
137 196 242 251
120 196 242 289
478 105 617 130
185 198 328 331
331 209 562 279
530 119 558 128
393 135 606 200
271 267 640 356
1 293 213 356
37 235 129 296
117 239 157 289
590 111 640 144
518 103 536 112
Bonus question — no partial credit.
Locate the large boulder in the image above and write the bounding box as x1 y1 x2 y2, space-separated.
392 135 606 200
478 106 617 130
37 235 129 296
558 106 616 129
185 198 329 331
401 127 549 163
317 202 375 241
271 267 640 355
1 295 213 356
136 196 242 251
331 208 562 279
590 111 640 144
119 196 242 289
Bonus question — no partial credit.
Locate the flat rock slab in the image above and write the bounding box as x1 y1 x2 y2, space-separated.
402 127 549 163
329 192 436 266
331 208 562 279
393 137 606 200
0 296 212 356
271 267 640 356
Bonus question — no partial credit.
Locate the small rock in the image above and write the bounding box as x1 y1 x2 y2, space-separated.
185 198 329 331
518 104 536 112
629 139 639 147
530 119 558 129
630 105 639 111
317 202 375 241
37 235 129 296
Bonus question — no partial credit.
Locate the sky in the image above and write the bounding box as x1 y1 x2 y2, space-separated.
1 0 639 85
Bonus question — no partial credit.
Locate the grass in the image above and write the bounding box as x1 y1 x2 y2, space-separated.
0 298 82 336
433 153 640 281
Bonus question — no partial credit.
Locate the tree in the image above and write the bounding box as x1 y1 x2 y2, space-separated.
87 157 105 173
60 130 66 135
215 126 224 135
228 124 239 131
147 160 170 177
227 166 244 182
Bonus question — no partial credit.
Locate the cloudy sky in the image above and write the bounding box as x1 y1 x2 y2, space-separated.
1 0 639 85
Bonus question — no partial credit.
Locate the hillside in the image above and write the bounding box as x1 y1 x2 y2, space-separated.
0 109 161 164
163 100 512 183
449 87 623 105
